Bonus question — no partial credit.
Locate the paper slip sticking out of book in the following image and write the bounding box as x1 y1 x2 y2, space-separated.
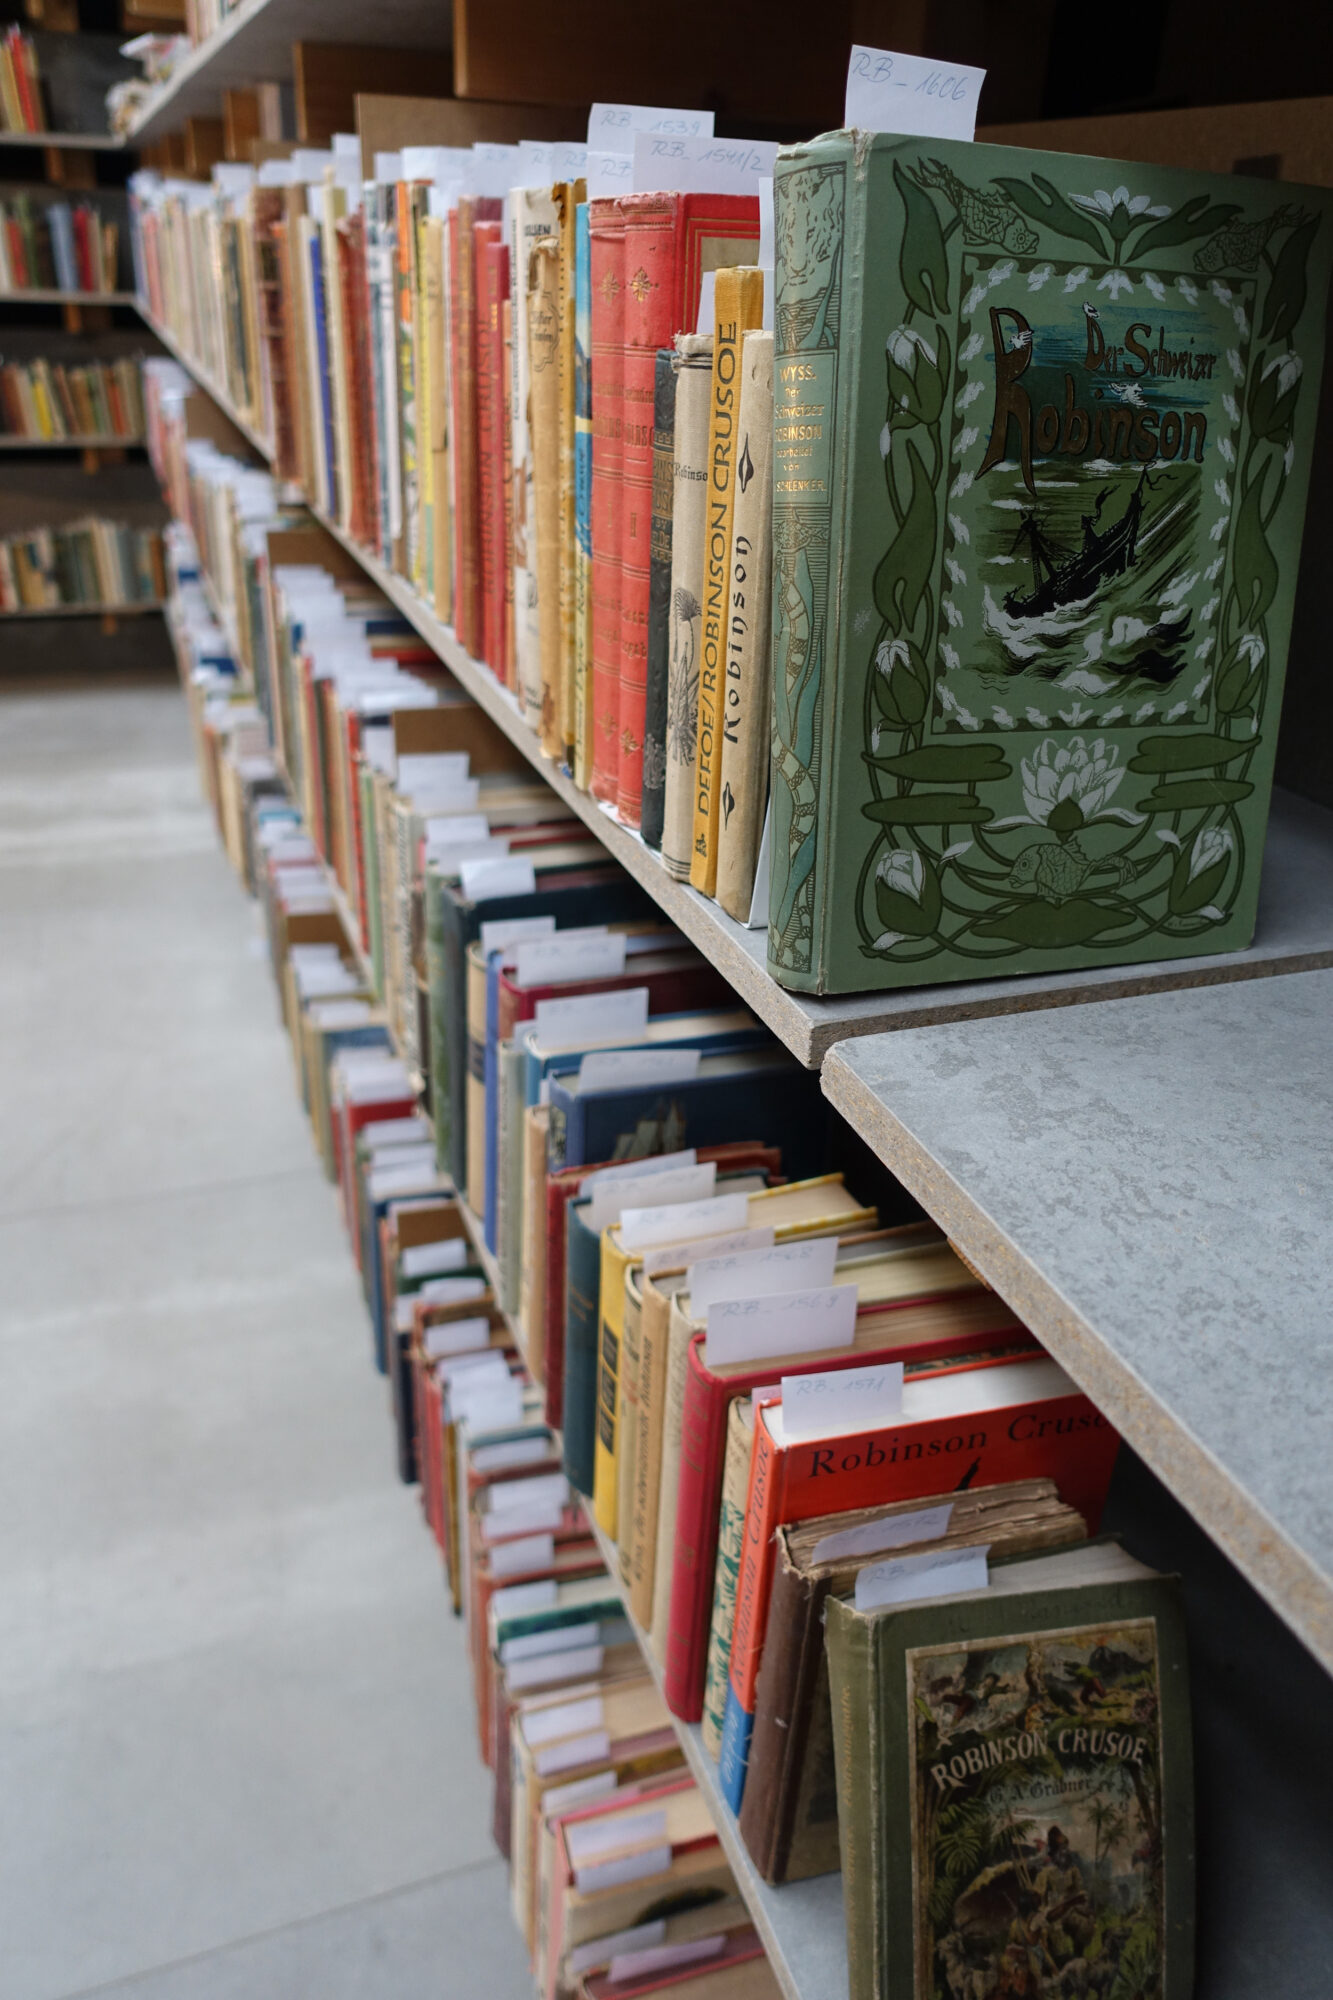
508 1644 604 1691
705 1284 858 1367
535 1729 611 1778
612 1938 726 1983
400 1237 470 1279
811 1500 956 1567
643 1225 774 1279
422 1313 491 1358
460 856 536 902
584 1162 716 1234
576 1846 673 1895
480 1499 565 1541
569 1921 667 1979
631 132 777 195
534 986 648 1045
580 1148 697 1195
578 1048 701 1091
524 1693 605 1749
397 750 469 788
500 1621 601 1667
415 1277 487 1308
515 931 627 986
620 1190 751 1253
547 1770 618 1816
781 1362 905 1442
491 1578 559 1619
856 1542 991 1610
480 913 555 955
566 1805 669 1865
490 1470 568 1514
688 1235 839 1314
472 1437 550 1475
489 1532 555 1580
588 103 715 144
844 43 985 140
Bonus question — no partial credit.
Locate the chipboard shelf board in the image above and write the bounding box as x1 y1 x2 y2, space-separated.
125 0 455 142
0 434 144 448
139 307 1333 1067
0 130 125 150
0 290 138 306
0 599 163 617
822 968 1333 1677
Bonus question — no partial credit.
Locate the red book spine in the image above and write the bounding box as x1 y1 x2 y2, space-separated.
450 202 480 655
588 199 625 803
445 207 464 620
542 1175 579 1430
497 959 730 1046
616 195 759 824
475 225 510 683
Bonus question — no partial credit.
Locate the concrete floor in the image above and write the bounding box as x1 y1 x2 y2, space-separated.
0 679 533 2000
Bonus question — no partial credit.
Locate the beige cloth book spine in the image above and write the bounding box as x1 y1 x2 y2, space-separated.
615 1265 646 1580
626 1268 689 1628
647 1288 702 1660
528 233 563 756
690 267 764 897
660 334 713 881
512 188 558 732
554 179 585 763
715 330 775 921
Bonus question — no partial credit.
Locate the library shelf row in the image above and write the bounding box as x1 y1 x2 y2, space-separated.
185 602 1333 1998
124 0 454 143
137 299 1333 1069
0 598 162 618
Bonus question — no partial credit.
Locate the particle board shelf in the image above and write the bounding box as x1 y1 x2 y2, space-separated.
0 130 125 150
0 599 162 617
125 0 455 142
135 304 274 461
822 968 1333 1677
140 304 1333 1068
0 290 138 306
0 434 144 448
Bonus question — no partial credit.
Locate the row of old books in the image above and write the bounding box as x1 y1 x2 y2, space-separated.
129 114 1333 999
166 468 1196 1997
0 515 165 610
0 192 122 294
0 353 146 440
0 25 45 135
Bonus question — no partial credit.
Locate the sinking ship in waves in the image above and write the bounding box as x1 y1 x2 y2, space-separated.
1004 468 1152 620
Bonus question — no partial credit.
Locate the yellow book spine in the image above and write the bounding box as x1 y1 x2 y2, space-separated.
591 1230 636 1536
690 266 764 896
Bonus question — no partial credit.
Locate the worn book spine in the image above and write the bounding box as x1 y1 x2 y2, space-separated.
450 198 486 658
394 180 419 577
737 1537 833 1885
592 1230 637 1536
561 1202 601 1496
372 187 401 561
690 266 764 896
465 941 489 1214
497 1039 526 1314
640 349 676 851
614 1267 645 1579
626 1271 678 1629
425 213 452 623
512 189 557 730
518 1102 550 1374
647 1294 697 1663
528 234 563 751
502 292 517 683
555 181 585 766
825 1595 875 1999
475 223 509 681
715 329 775 920
661 334 713 880
571 198 593 782
416 200 436 602
700 1395 754 1758
587 198 626 802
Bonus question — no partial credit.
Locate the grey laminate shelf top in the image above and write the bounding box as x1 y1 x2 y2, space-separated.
823 969 1333 1674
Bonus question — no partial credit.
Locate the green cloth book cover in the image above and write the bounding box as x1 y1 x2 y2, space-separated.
768 130 1332 992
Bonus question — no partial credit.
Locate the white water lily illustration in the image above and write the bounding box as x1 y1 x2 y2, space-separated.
877 848 925 903
1071 185 1170 222
994 736 1142 830
1189 826 1234 880
886 324 937 370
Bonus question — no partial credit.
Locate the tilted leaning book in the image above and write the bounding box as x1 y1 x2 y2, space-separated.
825 1540 1194 2000
768 129 1331 993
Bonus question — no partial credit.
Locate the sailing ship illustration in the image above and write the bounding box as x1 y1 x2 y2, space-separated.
1004 467 1152 619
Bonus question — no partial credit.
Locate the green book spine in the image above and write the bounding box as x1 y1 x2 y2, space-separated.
769 132 1332 995
826 1585 877 1998
496 1039 526 1315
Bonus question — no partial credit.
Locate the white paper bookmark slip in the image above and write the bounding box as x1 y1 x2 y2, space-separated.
855 1542 991 1611
844 43 985 141
705 1282 858 1367
780 1361 905 1442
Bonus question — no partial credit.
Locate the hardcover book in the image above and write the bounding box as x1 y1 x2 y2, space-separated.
662 334 714 880
825 1541 1193 2000
768 130 1331 993
588 197 627 802
640 347 677 850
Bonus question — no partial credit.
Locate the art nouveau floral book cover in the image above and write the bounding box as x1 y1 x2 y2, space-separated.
825 1555 1194 2000
768 131 1332 993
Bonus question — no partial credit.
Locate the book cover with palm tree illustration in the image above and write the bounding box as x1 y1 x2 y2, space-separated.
768 130 1332 993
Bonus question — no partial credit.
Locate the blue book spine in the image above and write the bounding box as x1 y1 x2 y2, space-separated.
547 1063 824 1175
561 1201 601 1496
308 232 338 516
718 1683 754 1813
